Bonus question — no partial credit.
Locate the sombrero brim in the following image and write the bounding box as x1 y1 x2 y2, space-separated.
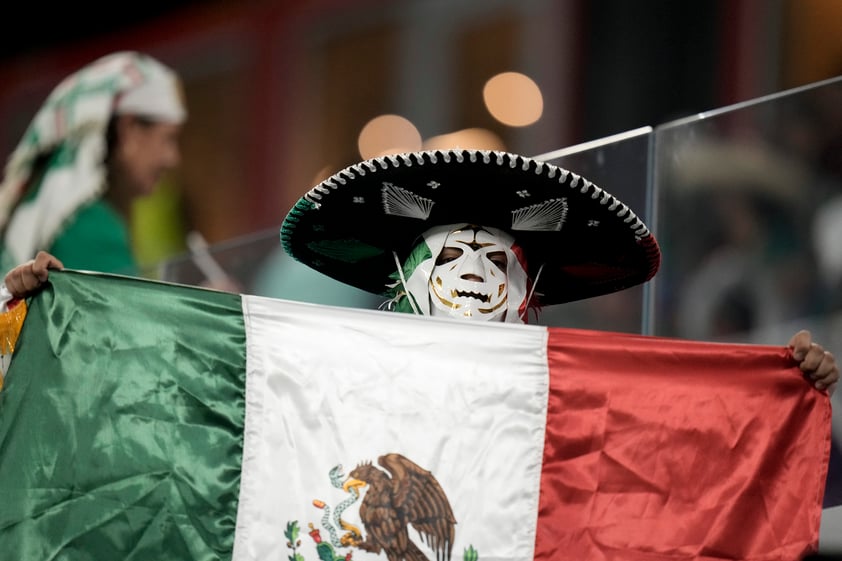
281 149 660 306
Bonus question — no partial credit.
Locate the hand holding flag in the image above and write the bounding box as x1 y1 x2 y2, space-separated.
789 329 839 392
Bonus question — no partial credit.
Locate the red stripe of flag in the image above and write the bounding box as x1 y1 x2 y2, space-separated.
537 328 830 560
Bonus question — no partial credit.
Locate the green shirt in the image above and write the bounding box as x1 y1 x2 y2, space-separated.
47 200 139 276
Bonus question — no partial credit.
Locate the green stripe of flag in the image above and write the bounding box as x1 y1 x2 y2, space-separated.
0 271 246 560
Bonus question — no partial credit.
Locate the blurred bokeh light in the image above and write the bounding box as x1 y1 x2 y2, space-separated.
483 71 543 127
357 114 423 159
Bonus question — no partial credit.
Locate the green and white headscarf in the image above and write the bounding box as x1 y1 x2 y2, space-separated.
0 51 186 269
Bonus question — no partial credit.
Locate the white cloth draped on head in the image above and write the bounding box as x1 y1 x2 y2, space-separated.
390 223 532 324
0 51 186 269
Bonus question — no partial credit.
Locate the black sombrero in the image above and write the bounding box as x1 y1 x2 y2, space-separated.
281 149 660 305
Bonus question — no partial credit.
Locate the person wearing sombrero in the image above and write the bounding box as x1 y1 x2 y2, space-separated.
280 149 659 324
2 149 838 391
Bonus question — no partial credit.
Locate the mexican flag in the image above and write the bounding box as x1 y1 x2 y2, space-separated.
0 271 830 560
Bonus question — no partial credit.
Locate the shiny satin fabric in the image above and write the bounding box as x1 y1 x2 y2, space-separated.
538 328 831 560
233 294 550 561
0 270 830 560
0 270 246 560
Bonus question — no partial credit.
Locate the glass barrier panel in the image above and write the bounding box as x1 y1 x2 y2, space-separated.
534 127 653 332
651 77 842 537
153 228 384 310
652 76 842 348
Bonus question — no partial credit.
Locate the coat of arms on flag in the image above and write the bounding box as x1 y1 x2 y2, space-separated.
284 453 460 561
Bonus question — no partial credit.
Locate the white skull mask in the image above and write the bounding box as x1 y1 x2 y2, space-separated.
428 225 513 321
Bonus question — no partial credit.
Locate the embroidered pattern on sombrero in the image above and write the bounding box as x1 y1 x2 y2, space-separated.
511 198 568 231
381 183 434 220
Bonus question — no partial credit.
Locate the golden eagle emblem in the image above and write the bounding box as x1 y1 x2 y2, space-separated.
343 453 456 561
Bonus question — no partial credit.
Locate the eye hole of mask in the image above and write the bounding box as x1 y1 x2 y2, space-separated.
435 247 463 265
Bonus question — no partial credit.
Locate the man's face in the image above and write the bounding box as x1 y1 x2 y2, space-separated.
112 116 182 196
428 226 510 321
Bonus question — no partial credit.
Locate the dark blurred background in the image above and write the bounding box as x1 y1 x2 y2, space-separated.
3 0 840 259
